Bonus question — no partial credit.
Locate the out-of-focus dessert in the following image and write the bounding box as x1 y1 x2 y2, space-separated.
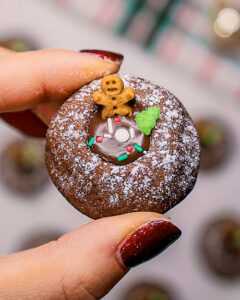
18 230 63 251
195 119 231 170
0 37 37 52
0 139 49 196
123 281 175 300
200 215 240 278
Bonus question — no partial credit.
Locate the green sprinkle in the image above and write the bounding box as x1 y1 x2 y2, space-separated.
88 137 94 147
118 154 128 162
134 144 143 152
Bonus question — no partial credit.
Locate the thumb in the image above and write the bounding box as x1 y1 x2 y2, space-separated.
0 212 181 300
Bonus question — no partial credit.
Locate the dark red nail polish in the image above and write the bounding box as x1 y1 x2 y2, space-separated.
80 49 124 64
119 220 181 268
0 110 47 138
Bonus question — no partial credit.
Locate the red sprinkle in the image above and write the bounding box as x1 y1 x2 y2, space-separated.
96 136 103 143
127 146 133 152
114 117 121 123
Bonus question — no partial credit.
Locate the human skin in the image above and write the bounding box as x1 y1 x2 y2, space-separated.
0 48 181 300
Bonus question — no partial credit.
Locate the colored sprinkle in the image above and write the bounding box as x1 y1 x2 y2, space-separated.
104 133 112 138
114 117 121 123
129 127 135 138
96 136 103 143
107 118 113 134
134 144 143 152
118 154 128 162
127 146 133 152
88 137 94 147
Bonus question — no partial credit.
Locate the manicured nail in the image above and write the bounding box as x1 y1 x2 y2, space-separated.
118 220 181 268
80 49 123 64
0 110 47 138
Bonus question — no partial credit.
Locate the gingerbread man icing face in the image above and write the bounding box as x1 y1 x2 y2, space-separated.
101 75 124 95
93 75 135 119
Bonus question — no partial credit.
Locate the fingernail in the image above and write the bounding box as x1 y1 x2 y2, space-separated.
80 49 123 64
117 220 181 269
0 110 47 138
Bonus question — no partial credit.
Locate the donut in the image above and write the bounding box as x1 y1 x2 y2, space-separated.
0 37 37 52
195 119 231 170
200 215 240 278
123 281 175 300
17 230 63 251
0 139 49 196
46 75 200 219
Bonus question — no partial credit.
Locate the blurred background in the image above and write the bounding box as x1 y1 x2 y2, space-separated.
0 0 240 299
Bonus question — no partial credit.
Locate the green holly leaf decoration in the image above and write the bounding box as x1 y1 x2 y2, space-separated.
136 107 160 135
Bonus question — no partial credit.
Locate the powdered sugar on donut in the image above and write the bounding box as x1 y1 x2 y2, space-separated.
46 75 200 219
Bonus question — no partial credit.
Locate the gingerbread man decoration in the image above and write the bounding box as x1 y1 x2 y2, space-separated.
93 75 135 119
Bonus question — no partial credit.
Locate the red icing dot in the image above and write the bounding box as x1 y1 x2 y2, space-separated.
127 146 133 152
114 117 121 123
96 136 103 143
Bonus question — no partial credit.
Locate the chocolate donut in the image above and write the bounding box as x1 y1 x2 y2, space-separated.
0 37 37 52
0 139 49 196
200 215 240 278
123 281 175 300
46 75 200 219
195 119 231 170
17 230 63 251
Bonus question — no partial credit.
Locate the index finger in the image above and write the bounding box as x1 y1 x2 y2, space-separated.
0 49 122 112
0 48 123 136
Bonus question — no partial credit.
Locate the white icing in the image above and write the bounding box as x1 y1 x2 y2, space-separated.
107 118 113 134
104 133 112 138
129 127 135 138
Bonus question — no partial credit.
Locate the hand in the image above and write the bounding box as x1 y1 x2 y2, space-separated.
0 48 181 300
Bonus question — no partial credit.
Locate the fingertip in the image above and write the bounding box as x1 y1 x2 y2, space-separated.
79 49 123 66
